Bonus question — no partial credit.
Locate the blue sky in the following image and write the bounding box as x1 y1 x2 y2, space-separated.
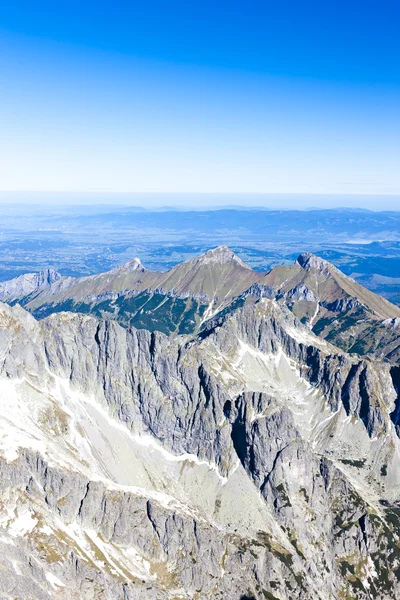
0 1 399 204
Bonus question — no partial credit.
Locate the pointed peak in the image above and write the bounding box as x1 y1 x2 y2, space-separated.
121 258 146 272
195 246 251 269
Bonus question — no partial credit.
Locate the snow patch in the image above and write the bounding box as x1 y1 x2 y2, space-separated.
9 510 38 537
46 572 65 589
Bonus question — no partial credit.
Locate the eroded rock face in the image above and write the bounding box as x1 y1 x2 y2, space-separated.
0 299 399 599
0 267 61 302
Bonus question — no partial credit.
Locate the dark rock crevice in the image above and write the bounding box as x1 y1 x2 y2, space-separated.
389 366 400 436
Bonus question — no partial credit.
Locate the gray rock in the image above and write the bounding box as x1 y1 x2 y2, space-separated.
0 299 399 599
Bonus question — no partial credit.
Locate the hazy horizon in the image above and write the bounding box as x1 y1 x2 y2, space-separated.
0 192 399 212
1 2 399 200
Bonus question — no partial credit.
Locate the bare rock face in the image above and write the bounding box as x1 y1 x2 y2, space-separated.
0 267 61 301
0 298 399 599
296 251 332 275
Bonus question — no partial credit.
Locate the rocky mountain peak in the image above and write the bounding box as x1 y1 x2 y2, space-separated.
122 257 145 272
195 245 251 268
0 264 400 597
38 267 62 286
0 267 62 301
296 252 331 273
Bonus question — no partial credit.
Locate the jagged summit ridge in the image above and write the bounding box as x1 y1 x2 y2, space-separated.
38 267 61 285
0 267 61 301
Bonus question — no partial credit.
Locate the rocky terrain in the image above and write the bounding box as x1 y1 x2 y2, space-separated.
4 247 400 362
0 268 61 303
0 246 399 598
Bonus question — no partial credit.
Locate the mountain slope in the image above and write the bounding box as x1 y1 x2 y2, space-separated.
20 247 261 334
3 248 400 359
248 252 400 358
257 252 400 317
0 300 400 598
26 246 258 305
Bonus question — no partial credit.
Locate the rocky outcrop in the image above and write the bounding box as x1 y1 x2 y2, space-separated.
0 298 400 598
0 267 61 301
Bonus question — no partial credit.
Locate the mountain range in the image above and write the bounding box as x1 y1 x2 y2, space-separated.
0 248 400 598
2 246 399 361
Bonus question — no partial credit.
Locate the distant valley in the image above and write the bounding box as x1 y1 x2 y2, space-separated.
0 205 399 306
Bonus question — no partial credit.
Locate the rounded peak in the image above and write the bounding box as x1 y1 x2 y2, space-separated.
209 245 232 254
195 246 251 269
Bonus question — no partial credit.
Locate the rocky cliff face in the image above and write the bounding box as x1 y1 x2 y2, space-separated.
0 267 61 302
0 295 400 599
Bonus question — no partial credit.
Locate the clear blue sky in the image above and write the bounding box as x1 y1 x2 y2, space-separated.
0 1 399 203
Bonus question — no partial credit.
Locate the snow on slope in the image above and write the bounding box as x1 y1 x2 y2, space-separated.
0 372 281 538
211 334 400 506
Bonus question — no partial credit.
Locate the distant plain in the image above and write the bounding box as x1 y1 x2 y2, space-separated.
0 203 399 305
